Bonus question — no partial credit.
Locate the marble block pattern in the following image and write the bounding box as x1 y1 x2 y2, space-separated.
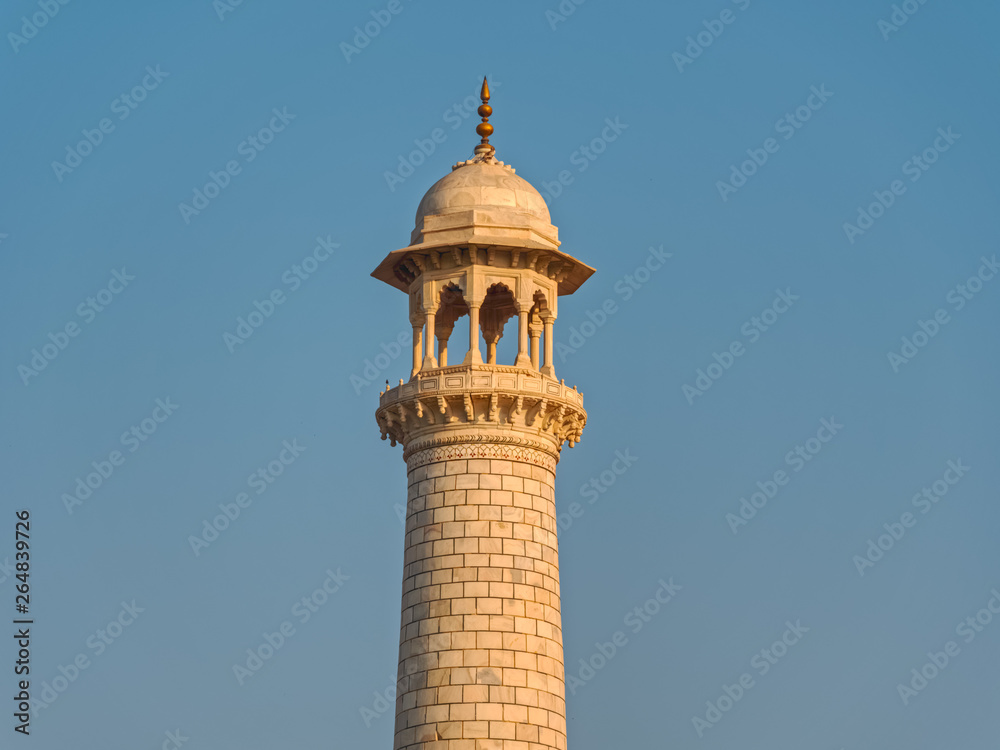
392 450 567 750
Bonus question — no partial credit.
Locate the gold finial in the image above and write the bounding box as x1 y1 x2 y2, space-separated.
474 76 495 157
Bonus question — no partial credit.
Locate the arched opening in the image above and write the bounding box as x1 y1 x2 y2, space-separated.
480 283 518 365
410 281 556 376
436 284 469 367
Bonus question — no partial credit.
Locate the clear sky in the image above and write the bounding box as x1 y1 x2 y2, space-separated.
1 0 998 748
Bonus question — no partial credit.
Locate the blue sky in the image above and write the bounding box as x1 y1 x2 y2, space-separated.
1 0 998 748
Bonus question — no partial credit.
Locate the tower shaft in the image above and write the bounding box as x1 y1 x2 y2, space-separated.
395 442 566 749
378 365 585 750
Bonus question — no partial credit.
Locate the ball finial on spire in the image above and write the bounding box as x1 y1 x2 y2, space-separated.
474 76 495 158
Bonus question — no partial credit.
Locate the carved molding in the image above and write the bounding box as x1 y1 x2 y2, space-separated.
377 391 586 455
376 365 586 457
406 440 558 472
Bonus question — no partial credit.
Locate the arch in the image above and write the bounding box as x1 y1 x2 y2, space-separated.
435 283 470 367
438 283 469 324
529 289 550 322
480 283 517 365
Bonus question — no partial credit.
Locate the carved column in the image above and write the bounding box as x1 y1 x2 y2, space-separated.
541 316 556 378
436 319 456 369
410 316 424 380
422 308 438 370
514 308 532 368
529 317 543 371
464 304 483 365
481 307 504 366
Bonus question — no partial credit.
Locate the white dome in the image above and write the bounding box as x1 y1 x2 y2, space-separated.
415 160 551 229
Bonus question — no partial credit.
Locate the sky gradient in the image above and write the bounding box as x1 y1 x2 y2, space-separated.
1 1 998 748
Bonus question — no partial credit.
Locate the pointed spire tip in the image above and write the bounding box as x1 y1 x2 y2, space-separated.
474 75 495 157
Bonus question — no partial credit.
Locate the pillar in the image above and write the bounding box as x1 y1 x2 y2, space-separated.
514 309 531 368
529 324 542 371
463 305 483 365
438 336 448 368
540 318 555 378
423 309 438 370
411 324 423 380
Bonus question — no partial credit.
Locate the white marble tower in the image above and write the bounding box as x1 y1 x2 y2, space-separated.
373 79 594 750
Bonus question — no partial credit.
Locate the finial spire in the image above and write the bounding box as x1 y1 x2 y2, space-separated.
473 76 495 158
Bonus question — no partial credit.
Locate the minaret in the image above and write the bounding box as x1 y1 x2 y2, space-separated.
373 78 594 750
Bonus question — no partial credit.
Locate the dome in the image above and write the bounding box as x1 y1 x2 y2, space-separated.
414 159 551 229
372 79 595 297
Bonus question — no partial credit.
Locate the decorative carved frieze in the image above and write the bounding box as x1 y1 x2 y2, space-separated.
406 440 558 472
376 364 586 457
